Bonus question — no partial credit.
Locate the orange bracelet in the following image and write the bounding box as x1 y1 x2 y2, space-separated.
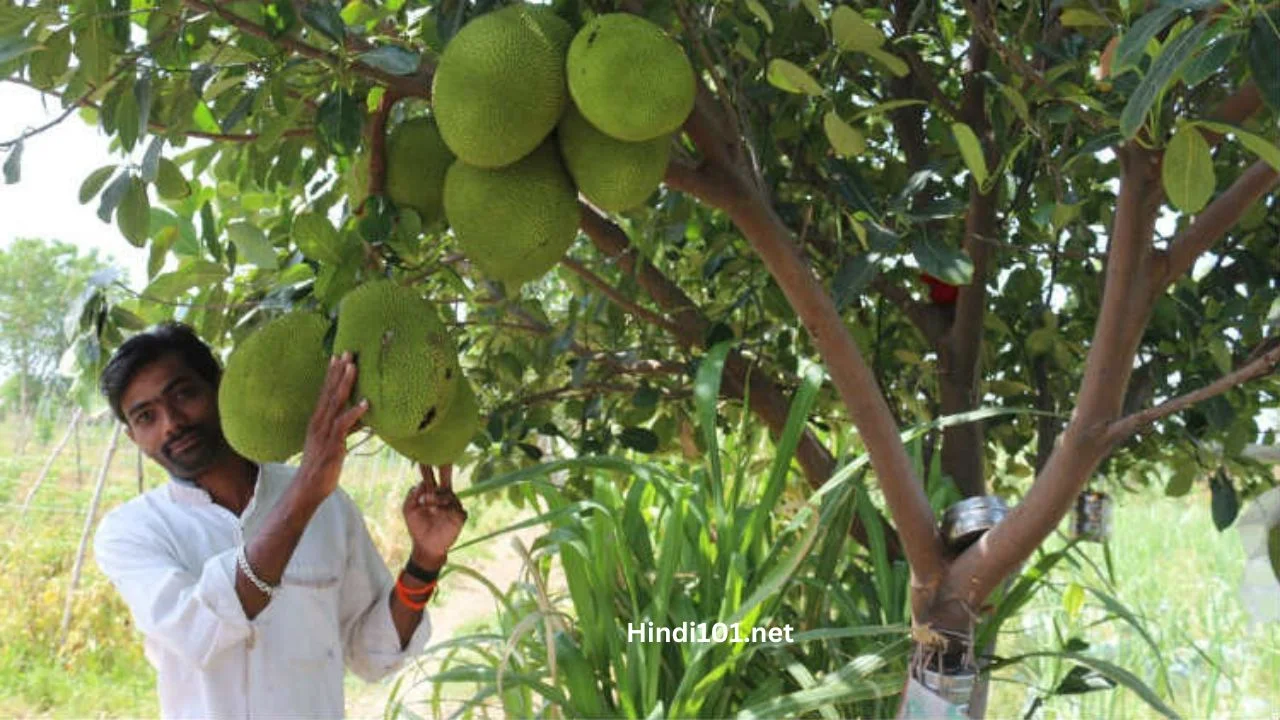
395 575 436 611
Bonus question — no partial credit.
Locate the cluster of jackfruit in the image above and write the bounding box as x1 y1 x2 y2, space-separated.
218 281 480 466
380 5 694 288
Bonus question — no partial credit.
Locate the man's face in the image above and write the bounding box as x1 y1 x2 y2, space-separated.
119 353 231 479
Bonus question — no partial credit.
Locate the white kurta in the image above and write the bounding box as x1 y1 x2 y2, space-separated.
93 463 432 719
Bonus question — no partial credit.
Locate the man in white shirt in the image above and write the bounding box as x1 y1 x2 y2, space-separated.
92 322 468 718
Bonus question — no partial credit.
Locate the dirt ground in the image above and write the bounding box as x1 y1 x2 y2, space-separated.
344 524 547 719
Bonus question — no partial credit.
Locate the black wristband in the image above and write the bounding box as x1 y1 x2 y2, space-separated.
404 558 441 583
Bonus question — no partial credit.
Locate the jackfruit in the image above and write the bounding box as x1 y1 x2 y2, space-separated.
333 280 460 438
385 116 455 227
383 373 480 466
444 140 579 287
218 312 329 463
526 4 574 54
567 14 694 142
432 4 570 168
558 104 670 212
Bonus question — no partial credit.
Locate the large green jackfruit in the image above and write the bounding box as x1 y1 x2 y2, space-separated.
383 374 480 466
444 140 579 287
219 312 329 463
385 117 455 227
432 4 570 168
567 14 694 142
558 104 670 212
333 280 460 438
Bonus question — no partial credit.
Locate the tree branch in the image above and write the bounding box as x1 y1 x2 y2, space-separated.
677 145 947 596
2 78 313 144
578 204 904 558
1199 83 1263 147
560 256 684 336
1156 159 1280 290
1105 342 1280 445
946 145 1164 609
184 0 429 98
364 88 403 204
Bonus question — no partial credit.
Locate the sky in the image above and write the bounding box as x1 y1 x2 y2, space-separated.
1 83 149 288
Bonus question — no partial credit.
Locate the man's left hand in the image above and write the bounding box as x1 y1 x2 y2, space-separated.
402 464 467 569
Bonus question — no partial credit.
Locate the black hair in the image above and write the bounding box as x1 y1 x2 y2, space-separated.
100 322 222 423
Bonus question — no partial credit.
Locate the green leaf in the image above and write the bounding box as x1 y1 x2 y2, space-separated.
0 34 39 64
618 427 659 453
864 48 909 77
831 254 878 311
301 1 346 44
1165 462 1196 497
1059 9 1110 28
78 164 117 203
3 138 22 184
317 90 363 155
227 221 278 269
743 0 773 33
28 28 70 85
117 177 151 248
1063 582 1085 620
140 136 163 182
358 45 420 75
1248 11 1280 113
263 0 298 38
832 7 884 52
1054 664 1117 695
695 341 734 489
1191 121 1280 172
96 172 131 223
950 122 989 188
823 111 865 157
1113 4 1185 72
191 100 220 134
155 158 192 199
1162 125 1214 213
1181 33 1238 88
912 236 973 286
144 260 229 300
997 651 1180 718
1119 22 1207 139
134 71 153 139
997 83 1032 126
1210 469 1239 531
766 59 824 96
292 211 345 264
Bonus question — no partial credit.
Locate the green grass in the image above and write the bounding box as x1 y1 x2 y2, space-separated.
0 416 523 717
987 490 1280 718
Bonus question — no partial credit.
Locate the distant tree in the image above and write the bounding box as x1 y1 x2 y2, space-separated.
0 238 111 418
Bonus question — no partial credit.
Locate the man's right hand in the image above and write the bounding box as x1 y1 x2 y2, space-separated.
296 351 369 503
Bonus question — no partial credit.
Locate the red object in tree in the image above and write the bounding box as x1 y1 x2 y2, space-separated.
919 273 960 305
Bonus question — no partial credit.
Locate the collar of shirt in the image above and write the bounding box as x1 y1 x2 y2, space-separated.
166 464 270 521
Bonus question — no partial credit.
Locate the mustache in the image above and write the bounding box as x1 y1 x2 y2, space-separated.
163 429 203 455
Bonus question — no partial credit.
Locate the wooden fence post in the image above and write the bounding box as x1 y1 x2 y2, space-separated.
57 422 122 652
20 407 83 515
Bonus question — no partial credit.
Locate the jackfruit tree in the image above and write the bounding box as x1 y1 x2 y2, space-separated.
4 0 1278 714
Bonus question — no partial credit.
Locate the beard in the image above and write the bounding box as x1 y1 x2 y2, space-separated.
160 421 228 478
